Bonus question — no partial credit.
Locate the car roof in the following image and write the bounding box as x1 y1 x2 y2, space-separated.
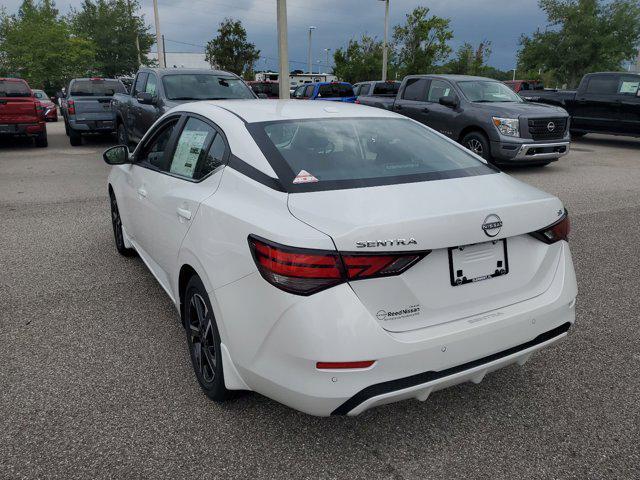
139 67 238 77
408 74 500 82
179 99 398 124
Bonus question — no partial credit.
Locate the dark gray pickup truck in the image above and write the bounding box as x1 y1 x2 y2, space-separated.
111 68 256 147
358 74 571 166
61 78 127 146
519 72 640 138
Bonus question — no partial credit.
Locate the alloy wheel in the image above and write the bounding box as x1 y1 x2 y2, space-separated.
110 194 124 249
188 293 217 384
467 139 484 155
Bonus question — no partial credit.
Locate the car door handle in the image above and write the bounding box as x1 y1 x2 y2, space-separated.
176 207 192 220
421 107 430 113
137 187 147 198
395 104 403 110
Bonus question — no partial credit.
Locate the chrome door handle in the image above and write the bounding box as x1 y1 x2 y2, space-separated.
176 207 192 220
137 187 147 198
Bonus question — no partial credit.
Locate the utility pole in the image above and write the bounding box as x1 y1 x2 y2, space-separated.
277 0 290 99
380 0 389 81
152 0 165 68
512 68 516 81
307 26 316 74
324 48 331 73
636 49 640 73
126 0 141 69
162 34 167 67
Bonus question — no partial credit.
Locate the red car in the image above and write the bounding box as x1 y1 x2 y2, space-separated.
33 89 58 122
0 78 47 147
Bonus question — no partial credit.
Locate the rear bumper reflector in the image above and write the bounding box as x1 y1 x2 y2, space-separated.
331 322 571 415
316 361 375 370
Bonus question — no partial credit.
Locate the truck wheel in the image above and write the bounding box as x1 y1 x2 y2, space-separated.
570 131 586 139
462 132 490 160
34 131 48 148
69 130 82 146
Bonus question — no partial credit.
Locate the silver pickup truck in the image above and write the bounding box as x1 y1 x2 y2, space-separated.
61 78 127 146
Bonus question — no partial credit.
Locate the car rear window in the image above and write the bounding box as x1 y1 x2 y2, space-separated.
250 82 279 96
249 117 496 192
70 79 126 96
0 80 31 97
373 82 400 95
162 74 255 100
317 83 354 98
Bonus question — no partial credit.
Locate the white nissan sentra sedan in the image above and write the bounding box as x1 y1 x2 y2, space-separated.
103 100 577 416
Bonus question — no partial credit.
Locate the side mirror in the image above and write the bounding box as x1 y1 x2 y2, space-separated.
257 93 268 99
103 145 130 165
439 95 458 108
136 92 155 105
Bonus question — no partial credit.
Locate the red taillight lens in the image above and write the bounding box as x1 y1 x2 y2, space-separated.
248 236 429 296
68 99 75 115
354 99 361 104
531 211 570 244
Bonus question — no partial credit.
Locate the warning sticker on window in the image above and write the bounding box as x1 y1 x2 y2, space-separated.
293 170 319 184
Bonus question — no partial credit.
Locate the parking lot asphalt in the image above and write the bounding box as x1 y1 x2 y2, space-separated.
1 121 638 480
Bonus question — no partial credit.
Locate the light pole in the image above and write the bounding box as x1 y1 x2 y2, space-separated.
379 0 389 81
324 48 331 73
307 26 316 74
152 0 165 68
277 0 290 99
512 68 516 81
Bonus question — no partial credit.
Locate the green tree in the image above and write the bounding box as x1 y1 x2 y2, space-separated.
333 34 397 83
518 0 640 87
205 18 260 77
0 0 96 92
70 0 154 77
392 7 453 76
443 40 492 75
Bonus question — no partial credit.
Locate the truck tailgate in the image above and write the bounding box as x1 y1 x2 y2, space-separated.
0 97 39 124
73 96 114 115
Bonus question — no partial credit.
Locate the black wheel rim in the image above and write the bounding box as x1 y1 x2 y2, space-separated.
188 293 217 384
110 194 124 249
467 138 484 155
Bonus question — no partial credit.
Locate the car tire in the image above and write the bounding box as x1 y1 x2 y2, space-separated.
109 190 135 257
34 131 48 148
184 275 230 402
69 129 82 146
116 122 129 147
64 121 70 136
462 131 491 161
570 131 586 139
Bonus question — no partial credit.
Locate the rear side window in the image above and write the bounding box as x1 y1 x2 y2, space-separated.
317 83 354 98
251 117 495 192
70 79 126 96
585 76 618 95
0 80 31 97
373 82 399 95
304 85 315 98
402 78 428 101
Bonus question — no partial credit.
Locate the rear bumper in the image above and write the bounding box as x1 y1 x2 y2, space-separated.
69 117 115 133
215 242 578 416
0 123 45 136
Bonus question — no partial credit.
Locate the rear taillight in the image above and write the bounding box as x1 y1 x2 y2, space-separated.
354 99 361 104
68 99 75 115
530 211 570 244
248 236 428 296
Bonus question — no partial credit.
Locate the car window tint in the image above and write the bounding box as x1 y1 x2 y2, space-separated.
318 84 354 98
402 78 428 101
69 79 126 96
170 117 217 179
133 73 148 96
427 80 452 102
618 77 640 95
373 82 399 95
145 74 157 95
586 76 618 95
140 120 178 170
195 133 226 179
162 74 255 100
304 85 315 98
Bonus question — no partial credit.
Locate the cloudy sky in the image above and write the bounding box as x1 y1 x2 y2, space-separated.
5 0 550 71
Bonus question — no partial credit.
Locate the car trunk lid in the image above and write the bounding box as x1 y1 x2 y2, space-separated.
287 173 565 332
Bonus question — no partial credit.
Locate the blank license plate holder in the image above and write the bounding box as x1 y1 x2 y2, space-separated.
448 239 508 286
